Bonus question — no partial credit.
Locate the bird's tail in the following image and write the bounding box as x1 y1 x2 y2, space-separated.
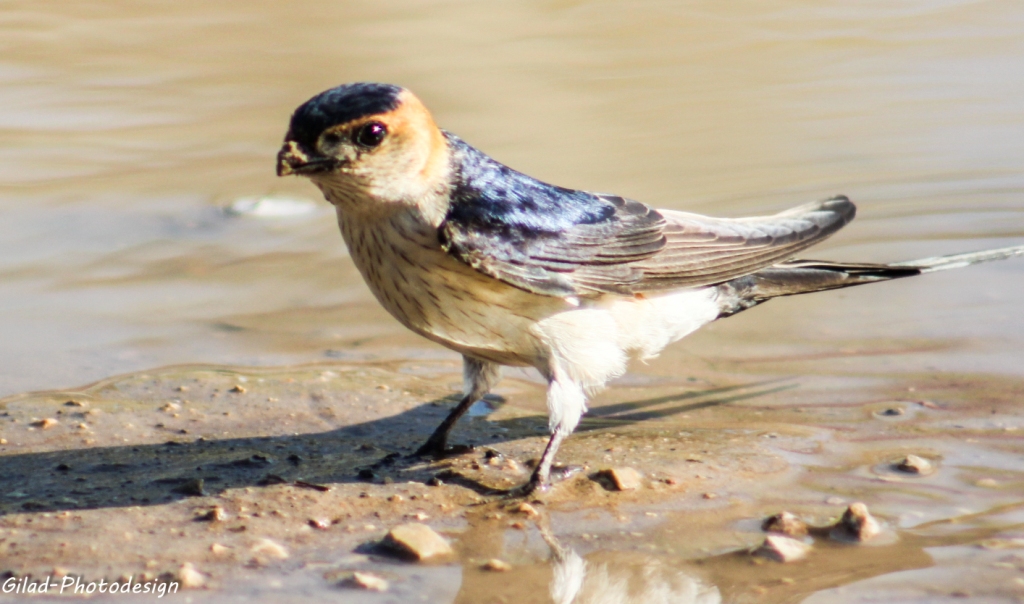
715 244 1024 318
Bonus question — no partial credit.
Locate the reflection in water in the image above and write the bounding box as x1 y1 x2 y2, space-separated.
543 528 721 604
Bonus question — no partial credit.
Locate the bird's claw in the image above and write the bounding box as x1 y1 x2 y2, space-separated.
411 442 475 460
504 463 583 499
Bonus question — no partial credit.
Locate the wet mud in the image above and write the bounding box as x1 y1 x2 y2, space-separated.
3 359 1023 602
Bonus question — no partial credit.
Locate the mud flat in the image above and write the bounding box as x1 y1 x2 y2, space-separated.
2 359 1024 602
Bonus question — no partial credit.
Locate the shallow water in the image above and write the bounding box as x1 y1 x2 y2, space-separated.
1 1 1023 602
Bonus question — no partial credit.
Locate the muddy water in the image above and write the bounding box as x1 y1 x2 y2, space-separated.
1 1 1023 602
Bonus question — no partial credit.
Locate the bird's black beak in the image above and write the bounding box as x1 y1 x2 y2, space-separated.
276 140 337 177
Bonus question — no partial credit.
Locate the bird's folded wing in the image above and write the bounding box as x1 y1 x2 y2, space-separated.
633 195 856 290
441 194 856 297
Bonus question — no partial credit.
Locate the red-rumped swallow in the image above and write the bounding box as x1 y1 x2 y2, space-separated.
277 82 1024 493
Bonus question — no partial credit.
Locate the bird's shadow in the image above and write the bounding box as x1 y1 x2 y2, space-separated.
0 378 789 517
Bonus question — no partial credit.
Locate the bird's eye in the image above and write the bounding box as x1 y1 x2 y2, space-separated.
354 121 387 149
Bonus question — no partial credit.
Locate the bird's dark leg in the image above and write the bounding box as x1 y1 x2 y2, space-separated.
523 426 569 494
414 356 501 458
517 374 586 495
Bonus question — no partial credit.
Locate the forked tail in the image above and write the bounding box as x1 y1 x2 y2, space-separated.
716 244 1024 318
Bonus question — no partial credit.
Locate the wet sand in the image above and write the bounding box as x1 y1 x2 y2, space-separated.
3 356 1024 602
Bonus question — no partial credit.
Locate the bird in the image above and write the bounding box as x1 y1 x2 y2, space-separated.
277 82 1024 494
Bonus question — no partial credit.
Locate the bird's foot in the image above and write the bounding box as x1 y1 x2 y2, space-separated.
411 440 475 460
506 463 583 499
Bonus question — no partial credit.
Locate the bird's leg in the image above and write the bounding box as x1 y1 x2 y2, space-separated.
524 426 569 493
522 374 587 494
414 356 501 458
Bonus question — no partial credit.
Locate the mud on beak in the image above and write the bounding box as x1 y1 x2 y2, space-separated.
276 140 336 177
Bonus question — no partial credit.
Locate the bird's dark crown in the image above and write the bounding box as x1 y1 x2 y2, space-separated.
286 82 403 149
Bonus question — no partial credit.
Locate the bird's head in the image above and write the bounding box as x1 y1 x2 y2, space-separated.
277 83 449 210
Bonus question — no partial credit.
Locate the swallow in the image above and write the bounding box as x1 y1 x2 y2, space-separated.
277 82 1024 494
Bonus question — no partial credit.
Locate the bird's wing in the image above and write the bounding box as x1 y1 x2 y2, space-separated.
633 195 856 290
441 191 855 297
441 193 665 296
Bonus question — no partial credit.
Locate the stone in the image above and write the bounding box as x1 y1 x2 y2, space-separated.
896 454 933 475
172 479 206 497
342 571 389 592
177 563 205 588
516 502 539 517
599 467 642 491
831 502 880 542
250 538 289 560
753 535 811 562
196 506 227 522
761 511 808 537
481 559 512 572
381 523 453 561
31 418 58 429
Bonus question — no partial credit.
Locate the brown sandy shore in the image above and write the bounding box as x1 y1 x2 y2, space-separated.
2 360 1024 603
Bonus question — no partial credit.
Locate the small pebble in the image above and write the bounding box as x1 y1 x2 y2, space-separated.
172 479 206 497
831 502 880 542
250 538 289 560
31 418 58 429
896 454 934 475
229 385 246 393
516 502 539 517
196 506 228 522
753 535 810 562
762 511 808 537
342 571 389 592
64 400 85 407
382 523 453 561
308 518 331 530
482 559 512 572
210 543 230 555
598 467 642 491
388 494 404 503
702 492 717 500
177 563 205 588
